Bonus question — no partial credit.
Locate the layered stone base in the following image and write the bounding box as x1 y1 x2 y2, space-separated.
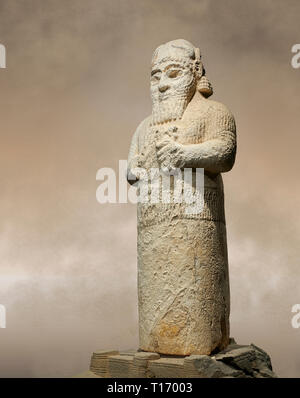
76 339 277 378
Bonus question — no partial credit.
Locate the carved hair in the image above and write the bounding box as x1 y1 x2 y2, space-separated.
151 39 213 98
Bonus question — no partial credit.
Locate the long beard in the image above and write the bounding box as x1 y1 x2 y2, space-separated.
151 94 189 125
151 76 197 125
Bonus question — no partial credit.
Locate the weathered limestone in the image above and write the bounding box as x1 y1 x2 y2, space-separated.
89 350 119 377
132 352 160 377
184 355 244 378
213 343 275 378
79 40 278 380
83 342 277 378
127 39 236 355
108 355 135 378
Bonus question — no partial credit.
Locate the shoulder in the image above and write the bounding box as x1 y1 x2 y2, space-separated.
187 94 235 122
130 115 151 143
205 99 236 131
205 99 235 119
188 95 236 132
135 115 152 134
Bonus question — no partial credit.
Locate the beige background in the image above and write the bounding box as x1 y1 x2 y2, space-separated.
0 0 299 377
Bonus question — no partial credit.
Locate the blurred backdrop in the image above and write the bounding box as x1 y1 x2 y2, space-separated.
0 0 299 377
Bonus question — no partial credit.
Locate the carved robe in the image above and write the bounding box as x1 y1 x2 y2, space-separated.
128 93 236 355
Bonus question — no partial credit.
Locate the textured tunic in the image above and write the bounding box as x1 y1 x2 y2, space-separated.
128 94 236 355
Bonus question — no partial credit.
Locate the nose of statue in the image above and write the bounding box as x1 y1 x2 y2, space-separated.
158 81 170 93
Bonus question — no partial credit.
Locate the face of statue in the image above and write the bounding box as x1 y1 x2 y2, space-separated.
150 57 197 124
151 61 195 99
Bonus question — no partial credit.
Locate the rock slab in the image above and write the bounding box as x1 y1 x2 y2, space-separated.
85 341 277 378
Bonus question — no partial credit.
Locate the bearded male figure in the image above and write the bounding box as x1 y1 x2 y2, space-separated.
127 39 237 356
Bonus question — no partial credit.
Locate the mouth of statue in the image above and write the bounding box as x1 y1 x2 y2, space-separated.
157 91 172 100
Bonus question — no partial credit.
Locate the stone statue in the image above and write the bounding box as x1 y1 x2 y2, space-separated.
127 39 237 356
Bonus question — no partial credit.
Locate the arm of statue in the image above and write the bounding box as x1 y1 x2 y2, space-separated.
179 130 236 173
127 119 147 185
156 104 236 174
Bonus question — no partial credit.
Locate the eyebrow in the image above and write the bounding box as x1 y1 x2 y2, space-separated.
164 63 184 71
151 69 161 76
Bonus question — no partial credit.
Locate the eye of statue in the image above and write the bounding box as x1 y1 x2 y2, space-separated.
151 71 161 83
167 69 182 78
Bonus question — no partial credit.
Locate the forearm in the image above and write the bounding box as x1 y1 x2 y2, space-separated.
127 154 140 186
181 136 236 173
127 129 143 185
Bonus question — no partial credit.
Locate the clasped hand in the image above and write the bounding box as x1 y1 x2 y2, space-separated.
155 126 185 172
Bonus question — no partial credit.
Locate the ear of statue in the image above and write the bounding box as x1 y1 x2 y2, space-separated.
198 75 213 98
194 47 201 61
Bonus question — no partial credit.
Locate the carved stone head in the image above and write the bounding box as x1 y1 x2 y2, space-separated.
150 39 212 125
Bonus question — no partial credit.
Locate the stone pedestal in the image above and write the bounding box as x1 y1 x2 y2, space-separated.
78 340 277 378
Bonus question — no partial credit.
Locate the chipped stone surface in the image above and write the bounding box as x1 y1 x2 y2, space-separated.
132 352 160 378
127 39 236 355
149 357 185 378
89 349 119 377
214 343 276 378
84 342 277 378
184 355 244 378
108 355 135 378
